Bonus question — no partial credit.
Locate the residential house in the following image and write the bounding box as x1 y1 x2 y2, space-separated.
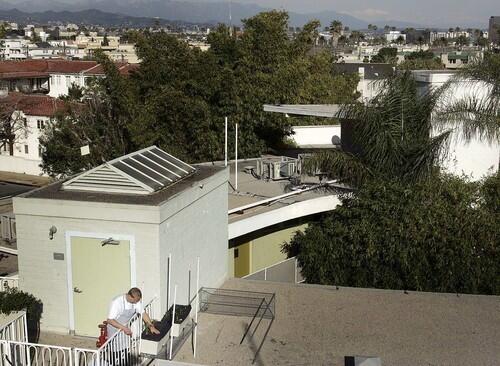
0 60 50 93
0 37 30 60
0 92 67 175
0 60 137 97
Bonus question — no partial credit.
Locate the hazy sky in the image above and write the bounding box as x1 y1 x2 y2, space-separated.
228 0 498 26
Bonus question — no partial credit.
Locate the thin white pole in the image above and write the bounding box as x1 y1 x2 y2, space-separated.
169 284 177 360
168 254 172 310
224 117 228 167
194 257 200 358
235 123 238 190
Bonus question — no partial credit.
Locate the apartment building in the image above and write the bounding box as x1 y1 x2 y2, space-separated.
489 16 500 44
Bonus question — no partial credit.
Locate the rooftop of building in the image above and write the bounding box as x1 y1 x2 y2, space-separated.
222 157 347 228
0 92 68 117
334 62 395 79
0 59 138 79
175 278 500 366
22 164 225 206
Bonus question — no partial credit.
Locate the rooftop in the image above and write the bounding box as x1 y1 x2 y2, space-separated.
22 164 224 206
334 63 395 79
0 92 67 117
0 60 138 79
175 278 500 366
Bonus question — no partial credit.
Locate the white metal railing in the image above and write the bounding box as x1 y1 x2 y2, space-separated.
143 297 157 321
96 311 142 366
0 299 160 366
0 311 28 342
1 340 74 366
242 257 305 284
0 275 19 291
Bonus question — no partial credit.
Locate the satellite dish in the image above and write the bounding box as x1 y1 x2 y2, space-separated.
331 135 341 145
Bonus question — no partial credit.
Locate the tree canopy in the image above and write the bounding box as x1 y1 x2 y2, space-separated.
40 11 359 177
283 174 500 295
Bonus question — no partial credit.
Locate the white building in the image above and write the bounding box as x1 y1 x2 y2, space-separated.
0 38 30 60
334 63 395 103
412 70 499 179
385 31 406 43
0 92 66 175
13 146 229 335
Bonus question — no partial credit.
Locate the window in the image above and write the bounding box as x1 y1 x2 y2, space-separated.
24 145 29 154
38 145 43 157
234 248 239 258
37 120 45 129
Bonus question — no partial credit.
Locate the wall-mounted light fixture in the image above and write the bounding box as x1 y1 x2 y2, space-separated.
101 238 120 246
49 226 57 240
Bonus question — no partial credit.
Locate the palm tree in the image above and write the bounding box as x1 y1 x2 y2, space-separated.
329 20 343 48
437 52 500 143
307 55 499 188
307 72 451 187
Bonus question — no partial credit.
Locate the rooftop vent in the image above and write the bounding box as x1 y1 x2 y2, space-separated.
62 146 196 195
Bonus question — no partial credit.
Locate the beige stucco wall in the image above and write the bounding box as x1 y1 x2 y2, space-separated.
13 198 160 334
158 169 229 312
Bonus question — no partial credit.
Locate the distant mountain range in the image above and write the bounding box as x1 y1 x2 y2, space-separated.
0 0 425 29
0 8 185 27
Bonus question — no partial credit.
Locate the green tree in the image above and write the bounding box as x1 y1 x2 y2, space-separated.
349 31 365 44
329 19 343 48
41 11 360 176
397 50 444 70
283 174 499 295
371 47 397 63
455 35 470 46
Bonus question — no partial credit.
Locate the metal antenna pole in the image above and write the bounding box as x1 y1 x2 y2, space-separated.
194 257 200 357
225 117 228 167
229 0 233 36
168 254 172 310
235 123 238 190
169 284 177 360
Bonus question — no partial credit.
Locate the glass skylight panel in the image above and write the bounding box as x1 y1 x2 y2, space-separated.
63 146 195 195
112 161 163 190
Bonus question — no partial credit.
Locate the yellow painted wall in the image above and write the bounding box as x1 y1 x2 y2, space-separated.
230 223 308 278
251 224 308 273
234 242 251 278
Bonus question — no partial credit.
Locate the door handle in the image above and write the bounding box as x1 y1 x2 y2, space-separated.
74 287 83 294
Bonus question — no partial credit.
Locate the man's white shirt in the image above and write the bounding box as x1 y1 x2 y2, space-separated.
107 294 143 321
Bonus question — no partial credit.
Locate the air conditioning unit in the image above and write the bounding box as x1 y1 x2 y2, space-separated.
256 157 298 180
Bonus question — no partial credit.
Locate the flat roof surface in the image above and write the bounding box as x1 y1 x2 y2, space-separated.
225 158 343 224
0 181 35 200
22 165 224 206
176 278 500 366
